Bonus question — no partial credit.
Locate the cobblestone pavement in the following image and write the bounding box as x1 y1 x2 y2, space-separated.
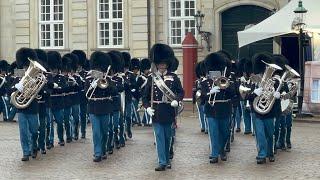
0 111 320 180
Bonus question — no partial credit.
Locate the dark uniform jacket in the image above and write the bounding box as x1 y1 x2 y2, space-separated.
201 78 236 119
78 70 88 105
142 71 184 124
85 76 118 115
47 74 68 110
124 71 136 103
111 74 125 112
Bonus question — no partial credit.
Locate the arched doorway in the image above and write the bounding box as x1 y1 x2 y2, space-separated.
221 5 272 59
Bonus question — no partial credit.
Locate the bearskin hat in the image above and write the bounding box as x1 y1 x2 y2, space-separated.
72 50 87 67
0 60 8 72
47 51 62 71
140 58 151 72
90 51 112 72
9 61 17 74
34 49 48 70
168 57 179 72
217 50 233 61
252 52 273 74
195 62 202 79
150 43 174 67
272 54 288 70
244 59 253 75
61 55 73 73
199 61 208 76
64 53 79 72
16 48 38 69
108 51 124 73
238 58 247 75
204 52 228 72
122 52 131 69
130 58 140 70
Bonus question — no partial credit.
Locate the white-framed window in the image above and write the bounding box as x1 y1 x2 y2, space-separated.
169 0 196 46
97 0 124 48
39 0 64 49
311 79 320 103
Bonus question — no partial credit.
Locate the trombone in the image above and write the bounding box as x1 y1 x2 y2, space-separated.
86 66 111 100
208 67 230 105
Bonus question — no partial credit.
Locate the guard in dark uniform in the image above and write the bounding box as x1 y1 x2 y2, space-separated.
72 50 88 139
122 52 136 139
47 51 68 147
140 58 152 126
142 43 184 171
85 51 117 162
12 48 40 161
34 49 49 154
194 62 206 133
201 52 235 164
0 60 12 122
5 62 18 122
130 58 142 126
107 51 125 152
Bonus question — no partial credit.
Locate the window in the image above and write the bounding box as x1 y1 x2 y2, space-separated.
311 80 320 103
39 0 64 49
97 0 124 48
169 0 196 46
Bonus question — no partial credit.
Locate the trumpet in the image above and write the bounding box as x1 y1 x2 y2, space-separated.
86 66 111 99
208 67 230 105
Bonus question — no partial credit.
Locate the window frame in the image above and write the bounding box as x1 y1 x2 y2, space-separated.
168 0 197 47
96 0 124 49
311 79 320 103
38 0 65 49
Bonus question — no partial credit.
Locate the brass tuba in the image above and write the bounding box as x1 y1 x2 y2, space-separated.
11 58 47 109
252 61 282 115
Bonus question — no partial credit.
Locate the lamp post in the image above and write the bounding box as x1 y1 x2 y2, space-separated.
194 10 212 51
293 0 307 114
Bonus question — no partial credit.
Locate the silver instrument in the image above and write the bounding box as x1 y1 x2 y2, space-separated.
280 67 300 114
11 58 47 109
86 66 111 100
208 67 230 105
0 75 6 88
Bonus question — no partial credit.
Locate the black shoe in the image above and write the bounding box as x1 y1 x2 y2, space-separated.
201 129 205 133
21 155 29 161
120 143 125 147
93 156 102 162
235 128 241 133
81 134 86 139
244 131 252 135
256 158 266 164
220 154 227 161
225 147 230 153
287 143 292 149
66 138 72 143
205 131 208 134
59 141 65 146
210 157 218 164
252 133 255 136
128 132 132 139
269 156 275 162
32 150 38 159
166 164 172 169
73 136 78 141
155 165 166 171
40 149 47 155
169 153 174 160
108 150 113 155
281 146 287 151
102 154 107 160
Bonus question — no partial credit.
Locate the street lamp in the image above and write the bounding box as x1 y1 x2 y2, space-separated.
194 10 212 51
293 0 307 114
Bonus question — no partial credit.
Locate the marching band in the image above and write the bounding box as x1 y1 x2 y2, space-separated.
0 44 299 169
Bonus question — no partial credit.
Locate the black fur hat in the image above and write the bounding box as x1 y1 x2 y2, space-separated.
47 51 62 71
0 60 8 72
199 61 208 76
244 59 253 75
238 58 247 75
72 50 87 67
64 53 79 72
61 55 73 73
195 62 201 79
34 49 48 70
140 58 151 72
252 52 273 74
204 52 228 72
150 43 174 67
273 54 288 70
90 51 112 72
217 50 233 61
122 52 131 69
10 61 17 74
16 48 38 69
130 58 140 70
169 57 179 72
108 51 124 73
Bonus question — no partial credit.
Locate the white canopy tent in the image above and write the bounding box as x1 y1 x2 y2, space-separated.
237 0 320 48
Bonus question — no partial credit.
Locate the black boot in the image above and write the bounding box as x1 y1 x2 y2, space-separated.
32 149 38 159
256 158 266 164
269 156 275 162
21 155 29 161
210 157 218 164
155 165 166 171
93 156 102 162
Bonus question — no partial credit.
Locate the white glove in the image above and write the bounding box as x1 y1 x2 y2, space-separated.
131 89 136 92
273 92 281 99
240 76 246 83
209 86 220 95
14 81 24 92
146 107 155 117
253 88 263 96
91 79 98 88
53 83 59 89
171 100 179 108
196 90 201 97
